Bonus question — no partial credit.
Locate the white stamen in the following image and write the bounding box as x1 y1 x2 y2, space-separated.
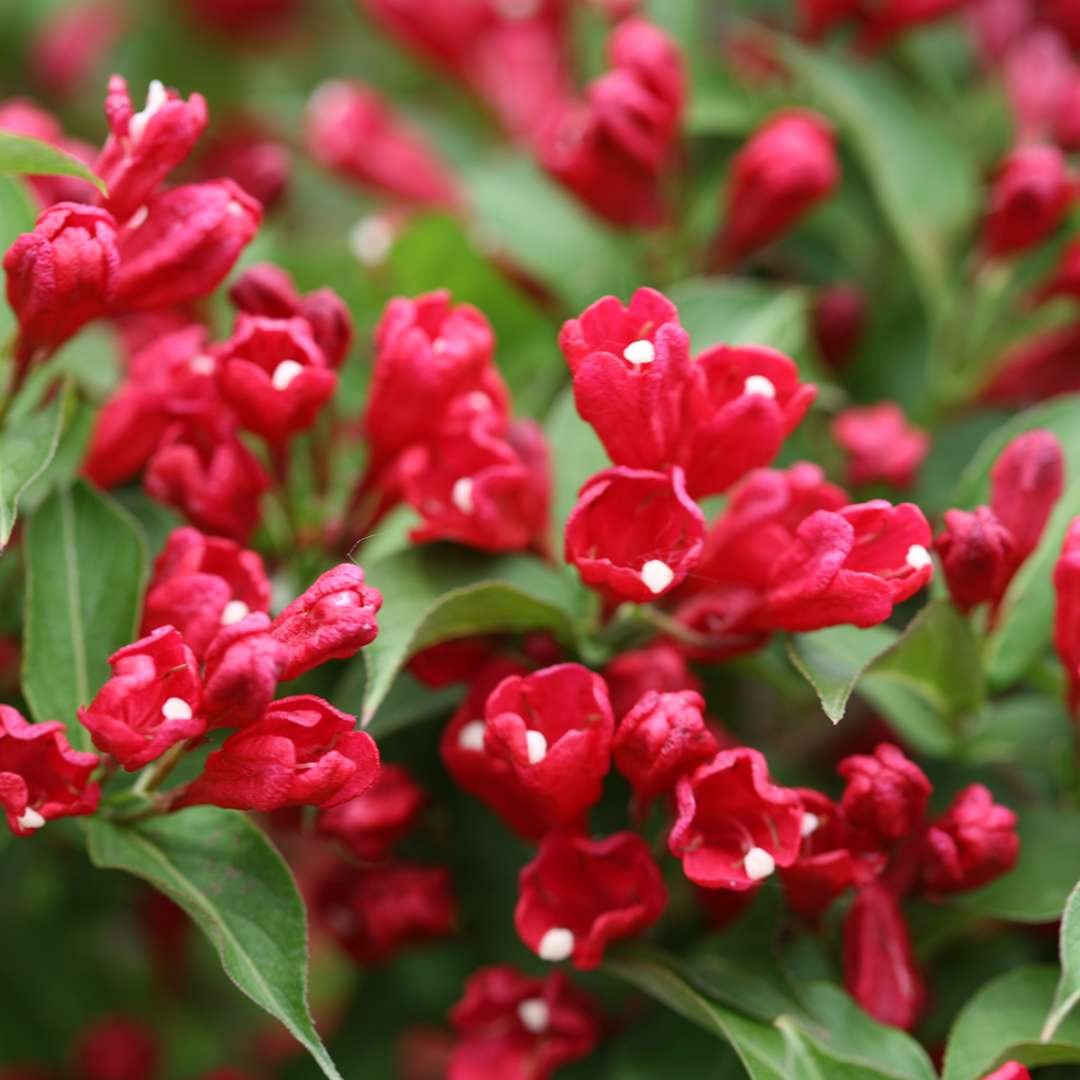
801 812 820 838
16 807 45 831
744 846 775 881
517 998 550 1033
161 697 193 721
271 360 304 391
129 79 168 143
744 375 776 398
349 216 395 267
127 205 149 230
189 353 215 375
221 600 250 626
537 927 575 962
623 339 655 366
906 544 932 571
641 559 675 595
458 720 486 751
452 477 475 515
525 729 548 765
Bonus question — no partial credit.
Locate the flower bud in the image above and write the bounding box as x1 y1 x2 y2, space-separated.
317 763 425 862
1054 517 1080 712
602 641 702 719
935 507 1016 614
196 119 290 212
990 429 1064 568
201 613 288 730
837 743 931 844
811 284 865 371
982 145 1073 259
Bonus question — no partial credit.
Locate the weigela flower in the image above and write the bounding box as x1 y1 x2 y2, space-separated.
95 75 209 223
0 706 100 836
602 641 702 719
112 179 262 312
448 966 599 1080
564 466 706 602
990 429 1064 570
831 403 930 490
935 507 1016 614
812 284 865 371
4 202 119 364
515 831 667 969
1054 518 1080 711
72 1015 159 1080
399 416 551 553
982 145 1073 259
314 861 455 966
269 564 382 681
715 109 839 267
317 763 425 861
408 637 499 689
843 883 925 1031
201 613 288 730
141 526 271 658
195 118 291 212
217 314 337 442
837 743 931 844
78 627 203 771
612 690 718 805
980 325 1080 406
306 80 460 207
176 695 379 812
920 784 1020 894
669 747 804 890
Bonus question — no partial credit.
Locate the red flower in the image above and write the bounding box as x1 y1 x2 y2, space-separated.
1054 517 1080 712
831 403 929 490
612 690 717 805
515 831 667 969
602 641 701 719
4 202 119 364
176 695 379 812
982 145 1073 259
409 637 499 689
843 883 925 1030
448 966 599 1080
837 743 931 845
269 564 382 681
112 179 261 312
715 109 839 267
980 324 1080 407
141 526 271 658
0 706 100 836
565 466 705 602
669 748 804 890
78 627 203 771
72 1016 159 1080
201 613 288 730
317 763 426 861
982 1064 1032 1080
990 429 1064 570
95 75 209 223
812 284 865 371
920 784 1019 894
935 507 1016 615
306 80 459 207
314 862 455 965
195 118 291 212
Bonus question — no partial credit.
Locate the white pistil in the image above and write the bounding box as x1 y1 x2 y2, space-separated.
271 360 304 391
623 339 655 366
744 846 776 881
161 697 193 722
458 720 486 751
906 544 932 570
744 375 776 398
517 998 550 1034
537 927 575 962
801 812 820 838
525 729 548 765
16 807 45 831
221 600 250 626
452 477 475 515
641 559 675 595
349 215 395 267
129 79 168 144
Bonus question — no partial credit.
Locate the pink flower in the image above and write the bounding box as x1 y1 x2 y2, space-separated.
831 403 929 490
990 429 1064 569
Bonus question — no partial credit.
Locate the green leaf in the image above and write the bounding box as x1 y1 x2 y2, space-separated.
86 809 342 1080
958 694 1073 775
0 385 69 549
943 966 1080 1080
359 545 586 724
786 624 898 724
22 481 146 749
0 175 36 342
1044 879 1080 1041
545 384 610 540
959 807 1080 923
0 132 106 194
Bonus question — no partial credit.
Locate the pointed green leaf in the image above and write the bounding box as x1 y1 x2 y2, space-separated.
0 132 106 194
1044 879 1080 1042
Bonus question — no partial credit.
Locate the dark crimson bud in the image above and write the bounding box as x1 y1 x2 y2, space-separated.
982 145 1073 260
811 284 865 371
837 743 931 844
317 763 425 861
935 507 1015 614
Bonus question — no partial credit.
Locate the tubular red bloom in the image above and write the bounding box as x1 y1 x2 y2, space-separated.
837 743 931 844
920 784 1019 894
448 966 599 1080
305 80 460 207
1054 517 1080 713
3 202 119 364
317 763 426 861
112 179 261 312
95 75 209 223
0 706 100 836
669 748 803 890
982 145 1073 259
269 564 382 681
843 883 925 1030
515 831 667 969
314 861 455 966
141 526 271 658
716 109 839 266
195 119 291 212
812 284 865 371
613 690 718 804
990 429 1064 569
400 417 551 552
72 1016 159 1080
201 613 288 730
565 466 706 603
602 641 702 719
78 626 204 771
831 403 929 490
176 695 379 812
217 314 337 442
979 324 1080 406
935 507 1016 614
